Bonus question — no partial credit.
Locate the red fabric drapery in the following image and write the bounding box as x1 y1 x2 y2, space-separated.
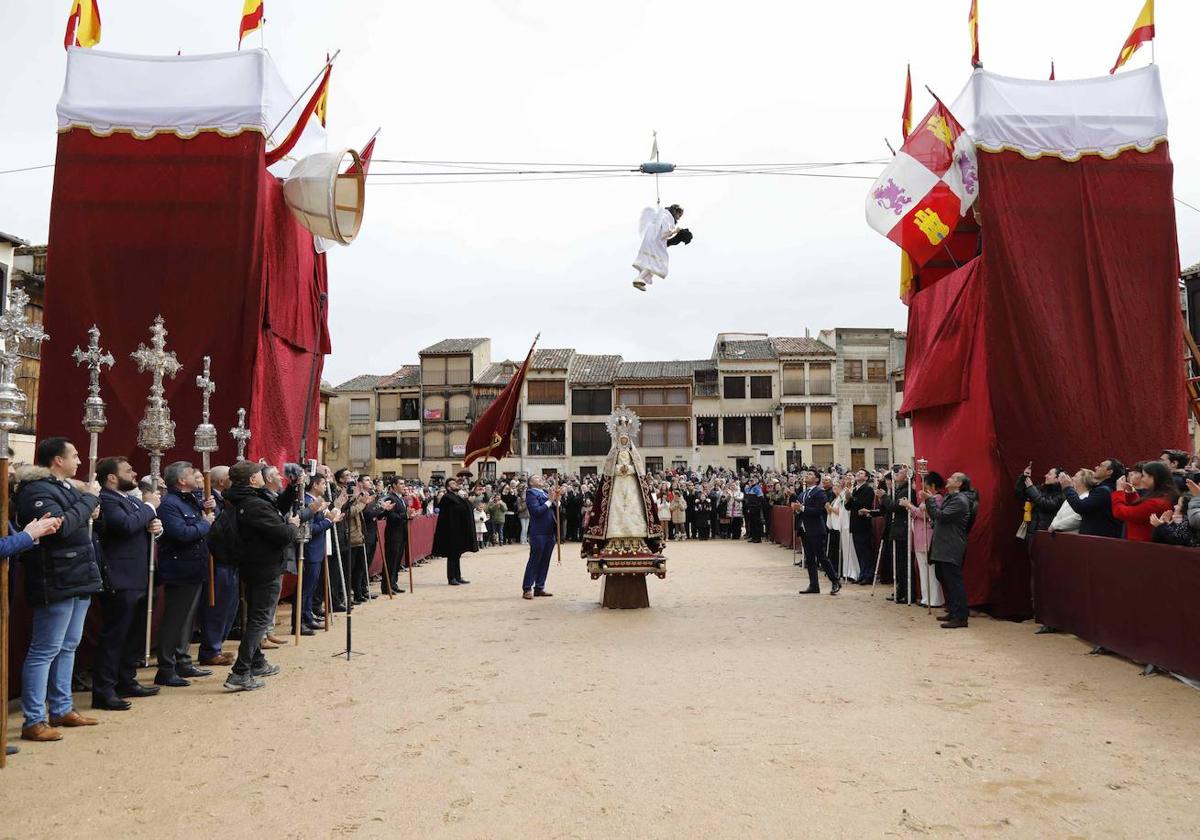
902 146 1185 618
38 129 328 473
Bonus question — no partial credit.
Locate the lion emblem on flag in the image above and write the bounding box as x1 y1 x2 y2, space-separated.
873 179 912 216
956 152 978 195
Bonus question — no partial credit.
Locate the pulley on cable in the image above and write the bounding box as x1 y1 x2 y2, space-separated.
631 131 692 293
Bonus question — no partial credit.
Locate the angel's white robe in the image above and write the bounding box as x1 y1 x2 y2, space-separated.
632 207 677 280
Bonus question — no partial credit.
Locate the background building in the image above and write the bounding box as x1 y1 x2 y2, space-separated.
374 365 422 479
326 374 385 474
420 338 491 482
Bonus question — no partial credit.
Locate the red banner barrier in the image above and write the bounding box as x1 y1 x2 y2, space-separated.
769 505 797 549
1032 532 1200 681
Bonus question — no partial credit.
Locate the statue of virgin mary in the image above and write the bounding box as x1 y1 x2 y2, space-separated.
582 408 665 561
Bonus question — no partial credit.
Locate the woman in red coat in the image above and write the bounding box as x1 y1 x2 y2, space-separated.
1110 461 1178 542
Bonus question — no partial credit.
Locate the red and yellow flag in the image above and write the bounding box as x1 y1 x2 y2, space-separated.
346 132 378 176
264 63 330 166
314 54 330 127
1110 0 1154 74
901 65 913 140
238 0 264 48
64 0 101 50
968 0 980 67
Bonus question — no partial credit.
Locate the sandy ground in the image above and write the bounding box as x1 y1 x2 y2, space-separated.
3 538 1199 839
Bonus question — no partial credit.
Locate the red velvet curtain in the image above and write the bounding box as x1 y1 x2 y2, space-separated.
902 146 1185 619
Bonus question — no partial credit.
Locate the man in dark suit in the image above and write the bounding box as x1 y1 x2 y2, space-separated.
794 471 840 595
380 477 408 593
847 470 877 584
521 475 559 599
92 457 163 710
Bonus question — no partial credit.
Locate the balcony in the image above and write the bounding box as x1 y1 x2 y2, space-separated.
528 441 565 457
852 421 885 439
783 424 835 440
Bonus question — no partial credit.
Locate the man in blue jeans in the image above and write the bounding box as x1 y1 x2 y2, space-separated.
16 436 101 743
521 475 560 600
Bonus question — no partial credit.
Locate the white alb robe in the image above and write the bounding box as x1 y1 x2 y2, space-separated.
633 207 677 279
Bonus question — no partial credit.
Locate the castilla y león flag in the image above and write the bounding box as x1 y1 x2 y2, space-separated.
866 98 979 271
462 337 538 468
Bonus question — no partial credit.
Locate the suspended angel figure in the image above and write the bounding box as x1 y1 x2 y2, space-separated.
632 203 692 291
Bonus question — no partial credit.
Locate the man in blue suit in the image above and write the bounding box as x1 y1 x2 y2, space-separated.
92 456 163 710
521 475 560 600
794 471 841 596
301 474 340 632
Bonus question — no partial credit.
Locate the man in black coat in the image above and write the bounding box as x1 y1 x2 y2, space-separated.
432 470 477 585
1060 457 1123 538
15 437 102 741
877 467 916 603
794 471 840 595
847 470 877 584
380 477 409 592
563 486 583 542
92 456 163 710
223 461 300 691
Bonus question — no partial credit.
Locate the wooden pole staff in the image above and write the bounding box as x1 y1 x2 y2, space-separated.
0 456 9 768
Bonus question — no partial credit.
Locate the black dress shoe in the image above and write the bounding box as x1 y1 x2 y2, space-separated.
831 581 842 595
116 683 160 698
300 626 315 636
176 666 213 679
91 694 132 711
448 580 460 586
456 579 470 585
798 587 820 594
154 673 190 688
332 603 347 613
940 618 968 629
5 744 17 756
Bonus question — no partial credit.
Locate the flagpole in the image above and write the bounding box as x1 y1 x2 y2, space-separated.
265 50 340 148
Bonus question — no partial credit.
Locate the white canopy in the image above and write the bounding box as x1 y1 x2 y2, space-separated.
57 47 326 158
950 65 1167 161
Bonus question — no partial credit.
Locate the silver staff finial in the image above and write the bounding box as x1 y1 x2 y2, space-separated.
131 315 182 481
72 325 115 435
194 355 218 454
230 407 251 462
0 288 49 448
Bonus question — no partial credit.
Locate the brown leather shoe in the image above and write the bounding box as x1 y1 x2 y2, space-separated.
265 634 289 646
21 721 63 742
49 710 98 727
199 652 236 666
522 591 534 600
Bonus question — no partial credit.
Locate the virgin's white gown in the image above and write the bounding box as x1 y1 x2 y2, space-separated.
606 451 650 538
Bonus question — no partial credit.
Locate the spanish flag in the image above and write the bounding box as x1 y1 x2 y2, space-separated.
64 0 101 50
901 65 913 141
315 54 330 127
1110 0 1154 75
968 0 980 67
238 0 264 48
264 62 331 166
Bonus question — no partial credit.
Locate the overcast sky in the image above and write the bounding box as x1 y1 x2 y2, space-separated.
2 0 1198 385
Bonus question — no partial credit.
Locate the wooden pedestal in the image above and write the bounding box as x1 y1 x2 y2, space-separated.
601 574 650 609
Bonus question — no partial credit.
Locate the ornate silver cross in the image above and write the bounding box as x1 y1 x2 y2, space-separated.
0 288 49 446
230 407 251 462
194 355 218 456
72 325 115 435
131 315 182 481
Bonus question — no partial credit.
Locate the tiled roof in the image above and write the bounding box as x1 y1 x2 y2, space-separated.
1184 262 1200 279
377 365 421 389
419 338 488 355
716 339 776 361
0 231 29 247
531 348 575 370
617 360 711 380
768 337 835 356
333 374 386 392
475 361 517 385
569 354 623 384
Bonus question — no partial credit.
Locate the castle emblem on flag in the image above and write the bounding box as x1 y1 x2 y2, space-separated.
956 152 978 194
873 179 913 216
925 115 954 148
914 208 950 245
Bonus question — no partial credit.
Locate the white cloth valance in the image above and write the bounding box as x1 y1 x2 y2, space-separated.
57 47 326 157
949 65 1168 161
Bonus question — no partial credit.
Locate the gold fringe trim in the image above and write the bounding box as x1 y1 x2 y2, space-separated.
976 136 1167 162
